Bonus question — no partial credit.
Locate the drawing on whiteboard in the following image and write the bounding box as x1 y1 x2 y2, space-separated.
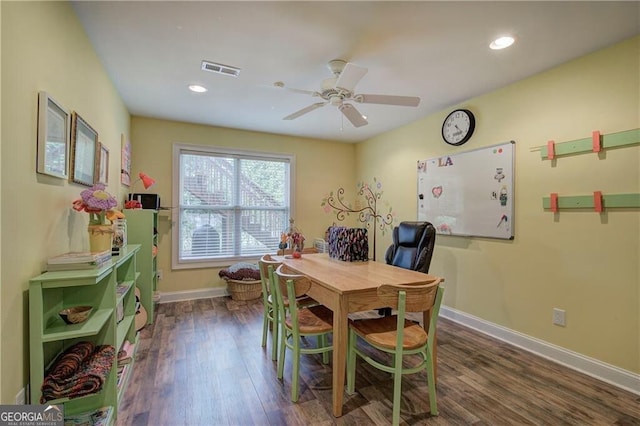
436 218 455 234
432 186 443 198
499 186 508 206
494 167 505 183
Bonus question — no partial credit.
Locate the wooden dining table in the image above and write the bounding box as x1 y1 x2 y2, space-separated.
278 253 442 417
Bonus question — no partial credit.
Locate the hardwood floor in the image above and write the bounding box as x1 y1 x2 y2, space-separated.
117 297 640 425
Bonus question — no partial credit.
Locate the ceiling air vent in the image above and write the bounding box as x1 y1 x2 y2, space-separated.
201 60 240 77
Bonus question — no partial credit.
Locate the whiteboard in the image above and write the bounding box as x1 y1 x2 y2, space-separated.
417 141 515 239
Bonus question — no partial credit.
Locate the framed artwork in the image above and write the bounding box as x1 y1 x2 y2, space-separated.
121 133 131 186
96 142 109 184
36 91 70 178
70 112 98 186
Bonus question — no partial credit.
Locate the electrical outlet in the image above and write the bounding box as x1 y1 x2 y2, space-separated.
157 269 163 280
553 308 566 327
15 386 25 405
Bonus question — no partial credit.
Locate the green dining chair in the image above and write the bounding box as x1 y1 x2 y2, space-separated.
347 279 444 425
273 264 333 402
258 254 282 361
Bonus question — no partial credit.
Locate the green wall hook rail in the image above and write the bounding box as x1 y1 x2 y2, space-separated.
543 192 640 212
533 128 639 160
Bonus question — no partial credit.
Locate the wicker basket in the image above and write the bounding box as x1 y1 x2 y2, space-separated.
225 278 262 301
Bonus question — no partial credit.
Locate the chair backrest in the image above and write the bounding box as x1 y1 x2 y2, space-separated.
384 221 436 273
258 254 282 302
274 265 313 331
377 278 444 346
274 264 312 301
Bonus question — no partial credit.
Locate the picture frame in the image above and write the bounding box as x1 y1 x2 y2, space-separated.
70 112 98 186
120 133 131 186
36 91 70 178
96 142 109 184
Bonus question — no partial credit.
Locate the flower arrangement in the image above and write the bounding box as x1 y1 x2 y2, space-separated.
287 230 305 251
279 218 305 253
72 184 124 225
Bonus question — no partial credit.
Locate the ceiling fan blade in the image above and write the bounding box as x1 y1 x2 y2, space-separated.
339 103 368 127
283 102 327 120
273 82 319 97
354 94 421 107
335 63 368 92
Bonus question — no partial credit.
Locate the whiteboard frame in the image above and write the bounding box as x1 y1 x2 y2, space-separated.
417 141 515 240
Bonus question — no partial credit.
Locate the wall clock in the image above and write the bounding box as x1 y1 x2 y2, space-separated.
442 109 475 145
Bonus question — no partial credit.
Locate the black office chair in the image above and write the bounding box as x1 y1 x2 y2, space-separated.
385 221 436 273
379 221 436 316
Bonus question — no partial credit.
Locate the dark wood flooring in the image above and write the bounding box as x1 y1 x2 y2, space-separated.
117 297 640 425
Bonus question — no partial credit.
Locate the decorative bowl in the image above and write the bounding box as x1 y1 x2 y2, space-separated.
59 306 93 324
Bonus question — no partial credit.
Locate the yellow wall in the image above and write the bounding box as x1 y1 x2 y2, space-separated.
130 117 356 293
1 2 130 402
356 37 640 373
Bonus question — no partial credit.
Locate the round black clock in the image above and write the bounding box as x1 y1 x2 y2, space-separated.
442 109 475 145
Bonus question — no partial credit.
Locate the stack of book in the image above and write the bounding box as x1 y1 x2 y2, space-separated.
116 341 135 393
47 250 112 271
64 405 113 426
118 340 135 366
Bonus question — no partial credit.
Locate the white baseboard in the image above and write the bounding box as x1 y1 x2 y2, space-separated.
440 306 640 396
158 287 228 303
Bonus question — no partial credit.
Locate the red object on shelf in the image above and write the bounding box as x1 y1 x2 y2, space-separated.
593 191 603 212
124 200 142 209
547 140 555 159
592 130 602 153
550 193 559 212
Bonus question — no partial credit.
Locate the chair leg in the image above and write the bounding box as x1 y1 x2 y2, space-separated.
426 349 438 416
270 310 279 361
291 335 301 402
277 329 286 380
319 334 329 365
392 350 403 426
346 329 356 394
261 308 269 348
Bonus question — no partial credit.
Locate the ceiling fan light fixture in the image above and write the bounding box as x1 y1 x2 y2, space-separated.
188 84 207 93
490 35 515 50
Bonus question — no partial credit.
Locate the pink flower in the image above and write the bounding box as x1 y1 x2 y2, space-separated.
72 184 120 225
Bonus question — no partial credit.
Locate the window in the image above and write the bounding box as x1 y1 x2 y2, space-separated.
172 144 294 268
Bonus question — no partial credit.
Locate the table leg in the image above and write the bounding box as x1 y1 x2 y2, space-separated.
332 297 349 417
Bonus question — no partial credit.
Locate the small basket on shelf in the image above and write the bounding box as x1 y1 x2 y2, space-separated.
219 262 262 301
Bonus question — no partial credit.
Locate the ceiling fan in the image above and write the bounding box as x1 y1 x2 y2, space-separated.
274 59 420 128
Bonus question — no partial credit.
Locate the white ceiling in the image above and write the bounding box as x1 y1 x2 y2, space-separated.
71 1 639 143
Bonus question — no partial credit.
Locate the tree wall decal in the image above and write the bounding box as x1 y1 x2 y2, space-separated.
321 177 396 261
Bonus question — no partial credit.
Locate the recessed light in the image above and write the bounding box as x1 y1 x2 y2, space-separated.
188 84 207 93
490 36 515 50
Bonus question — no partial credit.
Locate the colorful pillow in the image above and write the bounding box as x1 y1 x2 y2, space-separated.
218 262 261 281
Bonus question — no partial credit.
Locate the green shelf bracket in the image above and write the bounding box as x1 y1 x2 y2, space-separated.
537 128 639 160
543 192 640 212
